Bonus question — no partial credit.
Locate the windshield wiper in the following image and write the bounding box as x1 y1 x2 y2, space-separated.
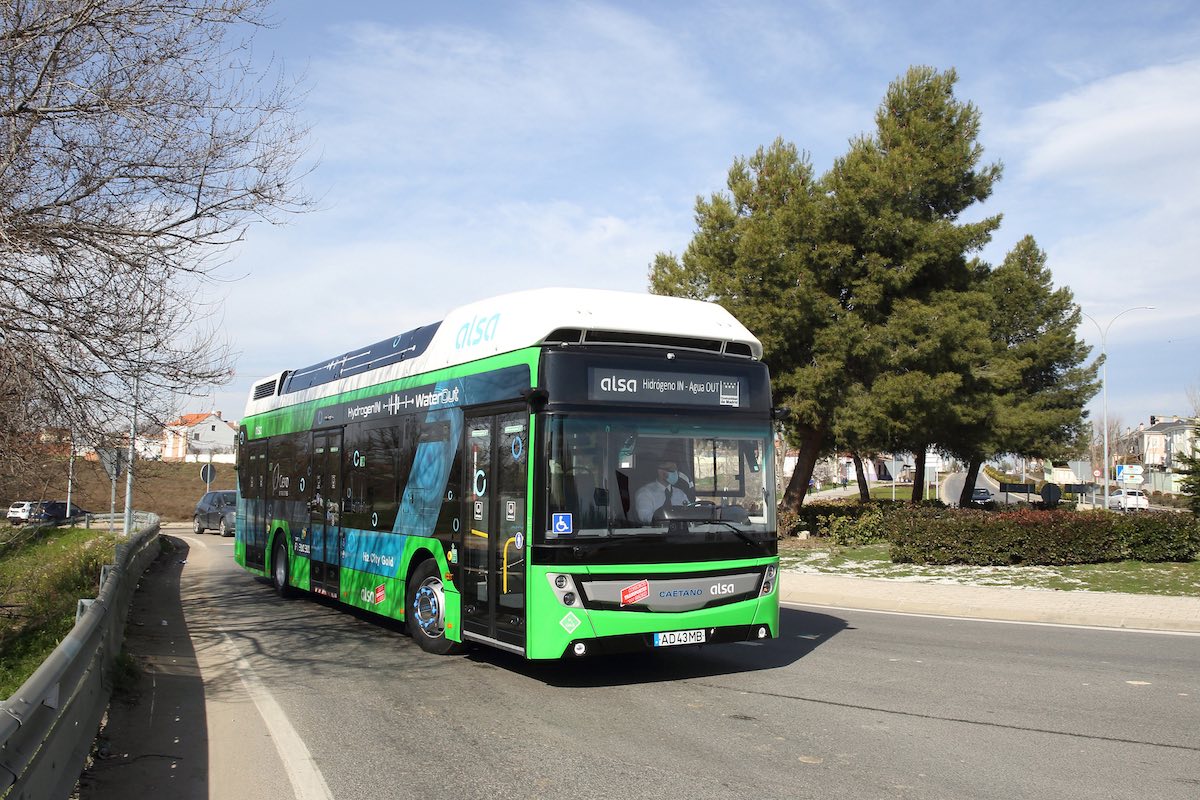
650 505 772 553
705 520 771 552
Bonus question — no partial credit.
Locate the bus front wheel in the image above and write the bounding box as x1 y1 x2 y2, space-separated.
272 539 293 599
406 559 463 655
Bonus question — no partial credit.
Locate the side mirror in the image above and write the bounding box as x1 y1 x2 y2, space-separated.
522 387 549 412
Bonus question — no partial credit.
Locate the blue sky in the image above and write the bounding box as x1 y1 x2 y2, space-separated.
201 0 1200 435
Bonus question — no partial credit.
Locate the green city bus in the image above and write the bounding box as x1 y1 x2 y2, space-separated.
236 288 779 659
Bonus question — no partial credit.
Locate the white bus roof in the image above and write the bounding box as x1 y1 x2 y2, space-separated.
244 288 762 416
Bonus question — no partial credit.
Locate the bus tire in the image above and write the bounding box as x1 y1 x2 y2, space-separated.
406 559 463 655
272 539 293 599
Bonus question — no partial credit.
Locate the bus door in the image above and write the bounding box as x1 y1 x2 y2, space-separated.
245 440 269 571
460 408 528 651
310 429 344 599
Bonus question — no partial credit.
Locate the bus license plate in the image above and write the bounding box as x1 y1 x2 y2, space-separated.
653 629 706 647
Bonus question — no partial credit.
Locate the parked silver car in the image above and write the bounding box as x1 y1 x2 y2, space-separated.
193 490 237 535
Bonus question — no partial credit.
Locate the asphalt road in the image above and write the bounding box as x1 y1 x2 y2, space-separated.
87 528 1200 800
942 470 998 506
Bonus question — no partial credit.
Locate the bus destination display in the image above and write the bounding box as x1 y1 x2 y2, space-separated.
588 368 747 408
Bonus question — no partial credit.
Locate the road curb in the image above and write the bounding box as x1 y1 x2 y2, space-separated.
780 571 1200 633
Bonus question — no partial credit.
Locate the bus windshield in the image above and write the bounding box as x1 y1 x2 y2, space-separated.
542 412 776 543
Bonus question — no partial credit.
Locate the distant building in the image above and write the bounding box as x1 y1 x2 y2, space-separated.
1129 416 1197 472
162 411 237 463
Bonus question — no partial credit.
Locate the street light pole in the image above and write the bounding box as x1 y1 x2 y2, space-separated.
1082 305 1155 510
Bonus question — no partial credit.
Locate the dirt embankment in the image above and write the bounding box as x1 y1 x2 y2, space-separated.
2 458 233 523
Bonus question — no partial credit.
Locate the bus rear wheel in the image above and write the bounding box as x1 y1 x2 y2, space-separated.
272 539 293 599
406 559 463 655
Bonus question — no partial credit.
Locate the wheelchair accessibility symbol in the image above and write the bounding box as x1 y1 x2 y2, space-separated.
551 513 573 534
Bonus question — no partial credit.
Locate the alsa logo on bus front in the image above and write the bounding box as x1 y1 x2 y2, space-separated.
455 313 500 350
599 374 637 393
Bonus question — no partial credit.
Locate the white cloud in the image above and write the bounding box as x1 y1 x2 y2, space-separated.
988 57 1200 366
311 5 733 176
1012 59 1200 197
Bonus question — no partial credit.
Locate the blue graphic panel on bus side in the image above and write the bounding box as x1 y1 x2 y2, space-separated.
342 529 408 578
390 369 530 536
394 405 462 536
283 323 442 394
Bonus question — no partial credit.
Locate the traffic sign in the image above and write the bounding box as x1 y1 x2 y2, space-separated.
1122 474 1145 485
200 464 216 484
1093 469 1101 478
1040 483 1062 506
97 448 126 480
1126 464 1144 475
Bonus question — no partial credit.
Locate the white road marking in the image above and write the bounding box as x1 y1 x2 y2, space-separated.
221 633 334 800
176 534 207 549
782 601 1200 637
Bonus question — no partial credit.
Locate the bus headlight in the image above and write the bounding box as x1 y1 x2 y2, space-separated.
548 573 579 606
761 564 777 596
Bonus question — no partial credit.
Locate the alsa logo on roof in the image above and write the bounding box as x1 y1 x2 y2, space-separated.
456 313 500 350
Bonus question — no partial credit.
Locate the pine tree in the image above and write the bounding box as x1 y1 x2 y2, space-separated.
651 67 1006 509
952 236 1099 506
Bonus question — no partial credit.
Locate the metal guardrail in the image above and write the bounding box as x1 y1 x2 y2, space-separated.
0 513 161 799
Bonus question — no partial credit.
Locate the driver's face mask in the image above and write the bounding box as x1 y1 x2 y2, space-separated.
666 470 680 485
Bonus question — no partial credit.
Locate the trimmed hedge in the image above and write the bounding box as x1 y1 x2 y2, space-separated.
781 501 1200 565
887 508 1200 566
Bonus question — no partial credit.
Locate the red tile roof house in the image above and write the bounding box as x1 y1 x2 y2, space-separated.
162 411 238 463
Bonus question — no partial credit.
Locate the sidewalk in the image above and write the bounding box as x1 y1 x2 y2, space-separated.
780 571 1200 633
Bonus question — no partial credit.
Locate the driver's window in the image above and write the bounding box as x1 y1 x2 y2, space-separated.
692 438 744 499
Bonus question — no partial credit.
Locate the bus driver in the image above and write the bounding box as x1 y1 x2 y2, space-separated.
635 460 691 524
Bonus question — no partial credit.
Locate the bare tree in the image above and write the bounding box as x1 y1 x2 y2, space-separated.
0 0 309 489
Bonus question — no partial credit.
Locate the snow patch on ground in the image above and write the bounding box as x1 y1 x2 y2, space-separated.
780 551 1088 589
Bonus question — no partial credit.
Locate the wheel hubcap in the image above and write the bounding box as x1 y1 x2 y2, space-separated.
413 577 445 636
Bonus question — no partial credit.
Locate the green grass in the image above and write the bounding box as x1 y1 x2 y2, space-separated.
1018 561 1200 595
866 484 927 502
778 538 1200 596
0 526 119 697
